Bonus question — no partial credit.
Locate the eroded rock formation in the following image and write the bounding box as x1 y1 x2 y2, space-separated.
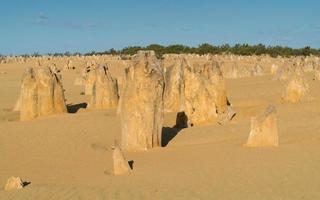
163 57 235 126
4 177 24 191
19 66 67 121
246 105 278 147
89 65 119 109
282 75 309 103
20 67 38 120
113 141 131 175
163 59 185 112
84 64 97 95
120 51 165 151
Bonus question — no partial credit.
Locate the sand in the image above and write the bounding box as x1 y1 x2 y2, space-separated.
0 61 320 199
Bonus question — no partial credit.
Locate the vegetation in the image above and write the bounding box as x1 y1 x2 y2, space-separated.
115 43 320 57
4 44 320 58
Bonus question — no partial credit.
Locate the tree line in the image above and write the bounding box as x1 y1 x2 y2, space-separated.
8 43 320 58
117 44 320 57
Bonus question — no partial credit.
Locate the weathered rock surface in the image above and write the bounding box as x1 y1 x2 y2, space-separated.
20 67 38 121
120 51 165 151
246 105 279 147
163 59 185 112
183 59 235 125
37 67 55 116
113 142 131 175
19 66 67 121
89 65 119 109
85 65 97 95
282 75 309 103
183 60 217 125
4 177 24 191
162 55 236 126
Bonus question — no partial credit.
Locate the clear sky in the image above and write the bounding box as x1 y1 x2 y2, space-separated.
1 0 319 55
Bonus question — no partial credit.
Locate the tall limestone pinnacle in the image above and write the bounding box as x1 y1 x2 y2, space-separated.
120 51 165 151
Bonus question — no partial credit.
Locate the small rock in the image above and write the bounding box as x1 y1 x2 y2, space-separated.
4 177 24 191
113 141 131 175
282 75 309 103
246 105 278 147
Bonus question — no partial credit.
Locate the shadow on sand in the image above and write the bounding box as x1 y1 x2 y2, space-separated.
161 127 182 147
128 160 134 170
23 181 31 187
161 111 188 147
67 103 87 113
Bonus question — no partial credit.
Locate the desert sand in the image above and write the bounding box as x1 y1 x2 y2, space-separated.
0 54 320 199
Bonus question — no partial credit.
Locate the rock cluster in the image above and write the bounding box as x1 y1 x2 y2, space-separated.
163 57 235 126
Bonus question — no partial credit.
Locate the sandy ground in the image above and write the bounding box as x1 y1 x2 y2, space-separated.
0 62 320 199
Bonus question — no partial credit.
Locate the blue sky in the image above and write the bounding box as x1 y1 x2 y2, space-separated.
1 0 319 55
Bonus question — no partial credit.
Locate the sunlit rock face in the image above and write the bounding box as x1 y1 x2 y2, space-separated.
20 67 38 121
163 59 185 113
4 177 24 191
89 65 119 109
246 105 279 147
19 66 67 121
120 51 165 151
282 74 309 103
183 59 218 125
84 63 98 95
162 55 235 126
113 141 131 175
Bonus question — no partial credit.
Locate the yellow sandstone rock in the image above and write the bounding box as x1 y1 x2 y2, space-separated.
120 51 165 151
246 105 278 147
